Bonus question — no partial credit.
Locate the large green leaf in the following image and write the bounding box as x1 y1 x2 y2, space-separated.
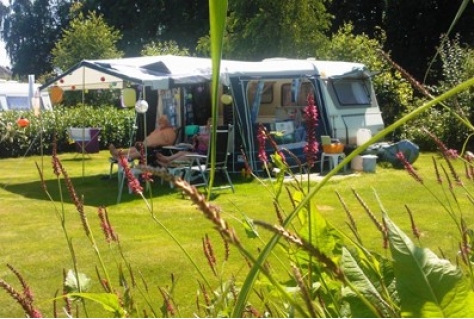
341 247 397 317
297 205 343 259
385 214 474 317
66 292 126 317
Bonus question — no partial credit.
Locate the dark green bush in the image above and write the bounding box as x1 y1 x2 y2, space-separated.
0 105 136 158
403 35 474 151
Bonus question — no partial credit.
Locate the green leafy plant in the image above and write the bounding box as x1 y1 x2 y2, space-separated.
0 106 135 158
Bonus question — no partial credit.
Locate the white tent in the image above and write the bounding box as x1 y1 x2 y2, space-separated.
41 55 217 91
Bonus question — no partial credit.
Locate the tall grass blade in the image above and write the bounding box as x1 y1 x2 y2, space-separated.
208 0 228 198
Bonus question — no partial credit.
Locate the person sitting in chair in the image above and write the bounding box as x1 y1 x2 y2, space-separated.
109 115 176 160
156 118 211 167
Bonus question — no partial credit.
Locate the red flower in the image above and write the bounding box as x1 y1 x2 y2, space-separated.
396 151 423 184
257 124 268 164
118 152 143 194
303 94 319 168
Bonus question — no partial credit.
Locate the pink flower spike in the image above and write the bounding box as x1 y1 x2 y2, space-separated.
303 93 319 168
396 151 423 184
257 124 268 164
118 152 143 195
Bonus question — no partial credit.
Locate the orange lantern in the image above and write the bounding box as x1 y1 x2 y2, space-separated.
17 117 30 128
50 86 64 104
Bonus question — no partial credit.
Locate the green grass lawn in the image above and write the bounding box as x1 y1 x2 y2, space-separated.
0 150 472 317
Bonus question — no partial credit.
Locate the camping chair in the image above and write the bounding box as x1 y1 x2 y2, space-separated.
182 124 235 195
157 124 201 187
109 126 182 179
320 135 346 173
68 127 100 158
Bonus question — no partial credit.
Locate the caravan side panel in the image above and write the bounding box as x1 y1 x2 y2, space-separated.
318 76 384 145
0 81 52 111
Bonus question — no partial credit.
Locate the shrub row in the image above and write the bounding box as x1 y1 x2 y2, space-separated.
0 105 136 158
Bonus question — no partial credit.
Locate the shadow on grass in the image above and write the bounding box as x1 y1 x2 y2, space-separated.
0 171 251 206
0 173 182 207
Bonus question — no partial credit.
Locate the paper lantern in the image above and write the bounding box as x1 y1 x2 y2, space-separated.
100 76 105 82
50 86 64 104
135 100 148 113
221 94 233 104
17 117 30 128
122 88 136 107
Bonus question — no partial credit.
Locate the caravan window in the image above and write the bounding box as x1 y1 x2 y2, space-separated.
6 96 30 110
247 81 273 105
332 80 371 106
281 82 315 106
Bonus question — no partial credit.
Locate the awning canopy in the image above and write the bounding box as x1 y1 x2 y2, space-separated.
40 55 370 92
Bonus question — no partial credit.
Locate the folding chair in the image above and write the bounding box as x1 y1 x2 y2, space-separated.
68 127 100 158
183 124 235 195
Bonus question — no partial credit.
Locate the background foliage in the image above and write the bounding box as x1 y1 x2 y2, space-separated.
315 23 415 131
2 0 472 85
51 5 123 72
402 35 474 150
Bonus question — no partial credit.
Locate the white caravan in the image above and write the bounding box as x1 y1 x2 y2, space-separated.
39 55 385 171
0 80 52 111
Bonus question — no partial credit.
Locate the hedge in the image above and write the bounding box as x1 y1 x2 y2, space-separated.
0 105 136 158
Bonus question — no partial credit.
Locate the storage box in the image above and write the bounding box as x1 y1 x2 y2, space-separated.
351 155 363 171
362 154 378 173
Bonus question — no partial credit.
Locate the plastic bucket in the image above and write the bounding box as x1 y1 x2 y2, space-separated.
362 155 378 173
351 155 363 171
356 128 372 146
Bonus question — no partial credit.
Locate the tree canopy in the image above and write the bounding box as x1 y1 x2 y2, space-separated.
51 5 123 72
1 0 70 78
327 0 474 83
224 0 332 60
1 0 472 85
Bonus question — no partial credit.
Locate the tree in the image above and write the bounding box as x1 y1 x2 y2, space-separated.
1 0 70 79
82 0 209 57
141 40 190 57
403 35 474 150
219 0 332 60
327 0 385 38
51 5 123 72
326 0 474 84
316 24 414 127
